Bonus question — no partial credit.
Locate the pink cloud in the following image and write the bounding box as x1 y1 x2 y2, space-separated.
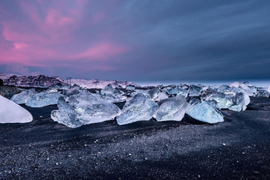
46 9 74 28
77 43 127 60
0 1 128 72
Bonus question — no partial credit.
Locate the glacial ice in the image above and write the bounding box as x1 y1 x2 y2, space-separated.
167 85 189 97
186 98 224 124
26 91 62 107
228 81 257 96
156 91 168 101
255 90 270 98
154 95 188 121
126 85 136 91
188 85 204 97
100 84 125 103
64 85 81 96
117 93 158 125
0 95 33 123
202 87 250 112
51 90 121 128
177 88 189 98
167 85 181 95
201 90 234 109
148 88 160 100
100 84 114 95
11 89 36 104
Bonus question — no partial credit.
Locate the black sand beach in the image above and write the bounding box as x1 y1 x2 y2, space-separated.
0 97 270 179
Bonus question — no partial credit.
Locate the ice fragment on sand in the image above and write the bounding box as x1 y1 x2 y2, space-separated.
0 95 33 123
117 93 158 125
154 95 188 121
51 91 121 128
186 98 224 124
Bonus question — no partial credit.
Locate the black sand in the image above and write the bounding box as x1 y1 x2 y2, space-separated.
0 97 270 179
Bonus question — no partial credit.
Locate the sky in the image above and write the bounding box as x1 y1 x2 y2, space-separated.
0 0 270 83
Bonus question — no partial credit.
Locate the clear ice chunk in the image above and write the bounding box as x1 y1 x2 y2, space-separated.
154 95 188 121
117 93 158 125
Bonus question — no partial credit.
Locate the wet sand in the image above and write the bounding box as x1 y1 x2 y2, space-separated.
0 97 270 179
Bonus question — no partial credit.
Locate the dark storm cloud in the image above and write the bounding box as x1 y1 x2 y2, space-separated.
0 0 269 82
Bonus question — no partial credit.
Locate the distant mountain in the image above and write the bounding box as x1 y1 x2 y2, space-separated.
0 74 65 88
0 73 139 89
70 79 140 89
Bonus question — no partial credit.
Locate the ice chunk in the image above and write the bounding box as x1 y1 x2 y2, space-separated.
188 85 203 97
243 86 257 97
130 89 149 98
51 91 121 128
126 85 136 91
202 87 250 112
228 92 247 112
255 90 270 98
100 84 125 103
148 88 160 100
26 91 62 107
11 89 36 104
222 87 250 107
201 90 234 109
229 82 256 96
154 95 188 121
155 91 168 101
167 85 181 95
177 88 189 98
229 81 241 88
186 98 224 124
64 84 81 96
167 85 189 97
100 84 114 95
0 95 33 123
100 92 126 103
117 93 158 125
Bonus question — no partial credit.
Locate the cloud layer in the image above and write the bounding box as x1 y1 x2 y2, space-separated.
0 0 270 82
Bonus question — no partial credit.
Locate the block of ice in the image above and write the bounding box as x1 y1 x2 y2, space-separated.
229 81 256 96
26 91 62 107
177 88 189 98
229 81 241 88
51 90 121 128
126 85 136 91
100 84 114 95
188 85 203 97
117 93 158 125
255 90 270 98
156 91 168 101
130 89 149 97
11 89 36 104
201 90 234 109
148 88 160 100
64 84 81 96
167 85 181 95
100 84 125 103
0 95 33 123
154 95 188 121
186 98 224 124
202 87 250 112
